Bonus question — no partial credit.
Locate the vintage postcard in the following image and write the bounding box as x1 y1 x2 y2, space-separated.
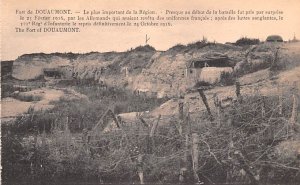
1 0 300 184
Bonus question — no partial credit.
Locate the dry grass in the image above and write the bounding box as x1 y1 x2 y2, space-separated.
2 87 299 184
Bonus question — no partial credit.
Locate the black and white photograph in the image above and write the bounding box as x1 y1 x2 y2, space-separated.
1 0 300 184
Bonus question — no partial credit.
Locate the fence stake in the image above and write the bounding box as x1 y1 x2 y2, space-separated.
178 100 184 136
290 94 298 127
261 96 266 117
178 98 185 182
197 89 213 120
137 154 144 184
148 115 161 154
235 81 242 102
278 87 283 115
192 133 200 182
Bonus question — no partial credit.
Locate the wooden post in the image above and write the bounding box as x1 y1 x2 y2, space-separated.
261 96 266 117
178 100 184 136
214 94 222 126
197 89 213 120
108 105 119 126
290 94 298 126
179 104 193 183
65 116 70 152
137 154 144 184
192 133 200 182
278 87 283 115
185 112 193 176
185 66 189 78
235 81 242 102
82 128 90 154
125 67 128 77
145 34 150 45
178 98 185 183
150 115 160 137
217 106 221 126
41 123 46 148
184 133 189 170
148 115 161 154
185 133 193 181
227 118 234 183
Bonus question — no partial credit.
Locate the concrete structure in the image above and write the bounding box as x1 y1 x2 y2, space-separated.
60 65 74 79
185 56 233 85
43 65 74 79
43 68 61 79
266 35 283 42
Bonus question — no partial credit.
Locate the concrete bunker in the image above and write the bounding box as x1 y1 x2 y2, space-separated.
43 66 74 79
43 68 62 79
185 56 233 85
266 35 283 42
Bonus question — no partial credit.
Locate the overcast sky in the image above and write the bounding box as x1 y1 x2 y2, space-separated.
1 0 300 60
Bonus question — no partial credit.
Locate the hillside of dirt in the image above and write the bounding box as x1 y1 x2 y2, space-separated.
11 45 156 86
2 41 300 184
130 42 245 97
6 42 300 122
11 41 279 97
97 42 300 129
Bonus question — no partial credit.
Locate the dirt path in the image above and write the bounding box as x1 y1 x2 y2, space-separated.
1 98 33 121
1 88 64 121
1 86 91 122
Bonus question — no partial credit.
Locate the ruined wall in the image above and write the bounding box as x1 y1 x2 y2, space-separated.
130 44 244 98
12 46 156 85
12 44 257 98
197 67 233 84
60 66 74 79
12 55 71 80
